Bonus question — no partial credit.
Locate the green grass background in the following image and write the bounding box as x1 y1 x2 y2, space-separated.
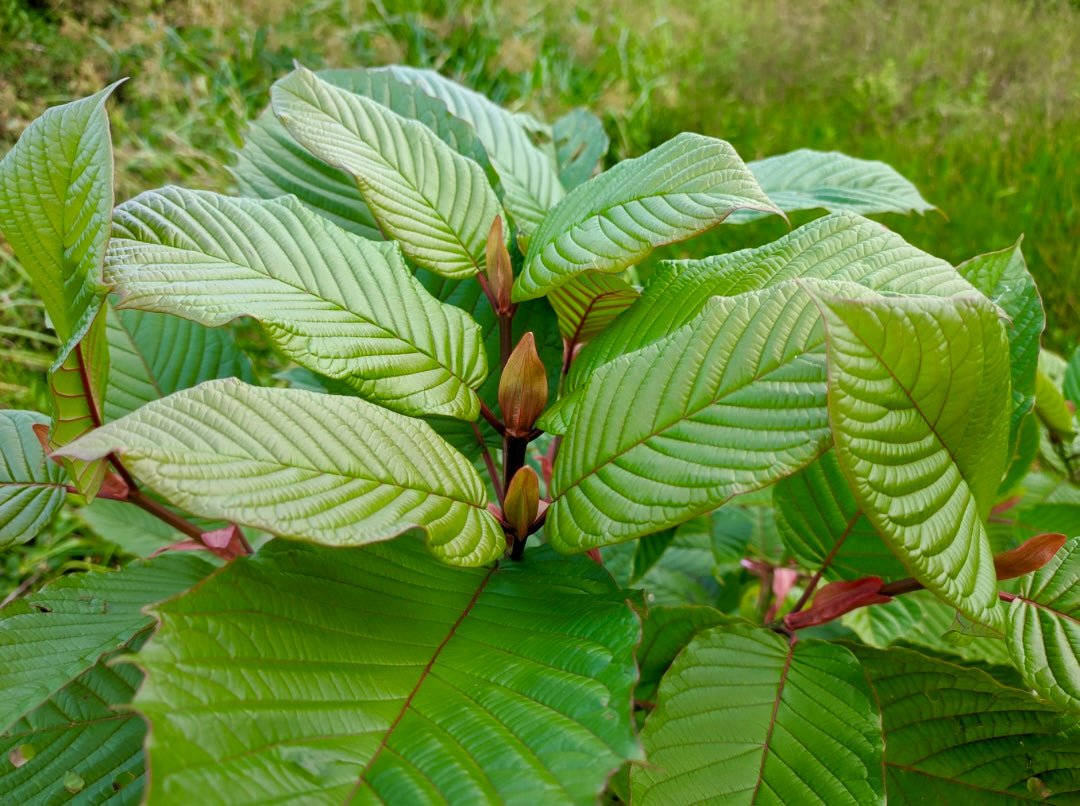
0 0 1077 588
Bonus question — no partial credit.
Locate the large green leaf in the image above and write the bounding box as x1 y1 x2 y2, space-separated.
1006 537 1080 711
632 623 884 804
105 304 253 421
513 132 780 301
547 271 640 346
815 289 1011 629
774 450 907 580
0 653 146 805
0 82 118 342
133 538 641 803
730 149 935 222
0 553 209 731
384 66 564 233
272 67 502 279
852 644 1080 802
0 411 66 548
569 212 976 392
552 108 609 190
957 240 1043 457
107 188 486 419
548 282 830 552
56 379 505 566
634 605 730 702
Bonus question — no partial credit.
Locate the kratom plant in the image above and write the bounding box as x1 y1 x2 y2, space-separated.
1 65 1078 804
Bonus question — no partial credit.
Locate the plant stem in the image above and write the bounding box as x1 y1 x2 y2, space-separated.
127 489 206 544
788 513 858 615
878 577 925 596
499 313 513 367
503 435 529 559
471 422 503 502
478 401 506 436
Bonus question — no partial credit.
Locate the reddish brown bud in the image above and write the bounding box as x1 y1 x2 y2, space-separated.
503 466 540 539
499 332 548 437
485 216 513 314
993 533 1067 580
785 577 891 631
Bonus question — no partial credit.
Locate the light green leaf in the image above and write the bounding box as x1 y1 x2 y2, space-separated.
0 554 210 731
513 132 781 301
0 653 146 805
548 282 830 552
852 644 1080 802
1065 347 1080 409
730 149 935 222
47 306 109 498
384 66 564 234
0 82 119 342
78 497 185 557
814 290 1011 629
548 271 641 346
570 212 976 392
272 67 502 279
774 450 907 580
553 108 608 190
957 239 1044 456
1006 538 1080 711
107 188 486 419
634 605 730 702
133 538 641 803
56 379 505 566
106 304 254 421
0 411 66 548
632 623 884 804
1036 367 1076 438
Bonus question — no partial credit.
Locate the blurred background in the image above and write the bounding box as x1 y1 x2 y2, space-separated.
1 0 1078 584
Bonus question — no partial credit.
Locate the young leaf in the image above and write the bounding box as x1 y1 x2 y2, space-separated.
513 132 781 301
547 271 640 347
0 411 66 548
552 108 609 190
729 149 934 222
272 67 503 278
852 644 1080 801
813 289 1011 629
548 282 830 552
957 240 1044 458
774 450 907 581
1005 538 1080 711
0 82 120 342
55 379 506 566
632 623 884 804
570 212 976 392
105 304 254 421
384 66 565 233
0 554 210 731
0 654 146 804
107 188 486 419
133 539 642 803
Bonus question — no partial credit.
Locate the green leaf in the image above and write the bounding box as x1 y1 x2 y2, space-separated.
133 538 642 803
852 644 1080 802
105 303 254 421
570 212 976 392
552 108 608 190
272 67 502 279
0 82 119 342
548 282 829 552
634 605 730 703
0 654 146 805
814 289 1011 629
0 411 66 548
957 239 1044 457
774 450 907 580
384 66 564 234
513 132 780 301
731 149 935 222
56 379 505 566
107 188 486 420
548 271 640 347
632 623 884 804
1036 368 1076 438
1065 347 1080 409
631 528 677 582
46 306 109 498
78 497 185 557
0 553 210 731
1006 537 1080 711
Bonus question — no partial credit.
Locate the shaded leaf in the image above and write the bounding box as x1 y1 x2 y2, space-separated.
548 271 640 347
0 411 66 548
634 605 730 703
552 108 609 190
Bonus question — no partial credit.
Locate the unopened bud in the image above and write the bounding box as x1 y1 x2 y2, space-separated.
485 216 513 314
504 466 540 538
499 332 548 437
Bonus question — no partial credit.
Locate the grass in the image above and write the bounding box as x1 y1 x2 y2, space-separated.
0 0 1077 583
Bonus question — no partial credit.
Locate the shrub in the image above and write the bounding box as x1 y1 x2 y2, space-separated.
1 65 1078 803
